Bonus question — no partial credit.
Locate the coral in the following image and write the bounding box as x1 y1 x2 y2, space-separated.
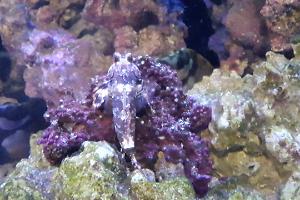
134 56 212 196
38 54 212 196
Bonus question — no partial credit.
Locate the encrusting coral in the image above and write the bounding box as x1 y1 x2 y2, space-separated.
38 53 212 197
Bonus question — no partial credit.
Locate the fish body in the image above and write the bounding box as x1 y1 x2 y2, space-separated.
93 53 142 152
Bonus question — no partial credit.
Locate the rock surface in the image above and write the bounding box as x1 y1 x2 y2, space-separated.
189 50 300 198
0 134 196 200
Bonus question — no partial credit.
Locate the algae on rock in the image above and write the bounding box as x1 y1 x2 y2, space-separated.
204 185 265 200
131 177 195 200
189 51 300 197
280 169 300 200
0 133 56 200
52 141 128 200
0 135 196 200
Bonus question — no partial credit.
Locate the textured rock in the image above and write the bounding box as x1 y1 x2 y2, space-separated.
204 185 265 200
135 25 185 56
0 154 56 200
189 51 300 196
0 0 186 108
131 177 195 200
21 28 111 107
130 168 195 200
261 0 300 52
53 141 127 200
206 0 268 75
212 152 282 196
280 169 300 200
206 0 300 74
154 151 185 181
1 137 198 200
0 162 16 184
0 132 55 200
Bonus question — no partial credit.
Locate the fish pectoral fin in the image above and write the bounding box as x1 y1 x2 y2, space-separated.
93 87 109 109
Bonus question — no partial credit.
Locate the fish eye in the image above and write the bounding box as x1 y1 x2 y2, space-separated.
113 52 121 62
125 53 133 62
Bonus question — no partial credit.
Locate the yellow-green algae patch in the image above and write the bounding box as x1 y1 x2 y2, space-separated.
131 178 195 200
53 141 128 200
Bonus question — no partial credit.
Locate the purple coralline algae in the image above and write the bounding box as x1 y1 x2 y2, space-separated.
38 100 115 165
39 53 212 197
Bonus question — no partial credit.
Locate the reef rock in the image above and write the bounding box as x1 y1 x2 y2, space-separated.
0 135 196 200
131 177 195 200
189 51 300 197
261 0 300 52
206 0 268 75
280 169 300 200
0 0 186 107
206 0 300 74
204 185 265 200
0 133 56 200
52 141 127 199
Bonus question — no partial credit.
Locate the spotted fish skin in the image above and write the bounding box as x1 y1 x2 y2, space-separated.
93 53 142 152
